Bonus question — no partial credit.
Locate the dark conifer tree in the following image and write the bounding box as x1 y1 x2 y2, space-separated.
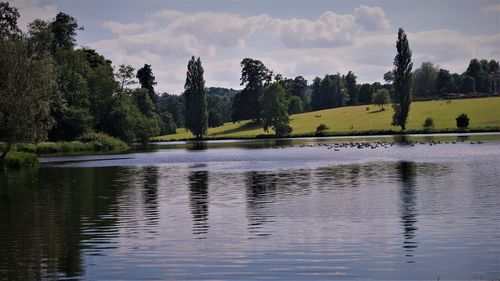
392 28 413 131
184 56 208 139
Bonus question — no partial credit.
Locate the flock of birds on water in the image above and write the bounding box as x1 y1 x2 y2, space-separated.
269 139 485 151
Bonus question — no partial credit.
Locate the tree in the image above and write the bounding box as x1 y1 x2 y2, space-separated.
27 19 53 56
422 117 434 131
465 59 488 93
288 96 303 114
345 71 358 105
315 123 329 136
310 77 322 110
435 69 453 95
291 76 308 106
232 58 272 122
50 12 81 52
184 56 208 139
0 37 56 162
115 64 137 94
460 76 475 93
413 62 438 97
372 89 390 110
136 64 158 103
0 2 20 39
358 83 373 104
392 28 413 131
383 71 394 84
260 82 291 136
456 113 469 129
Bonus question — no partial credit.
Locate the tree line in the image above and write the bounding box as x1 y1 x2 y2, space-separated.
1 2 498 157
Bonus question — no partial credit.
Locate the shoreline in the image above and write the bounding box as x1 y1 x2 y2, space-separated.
151 127 500 143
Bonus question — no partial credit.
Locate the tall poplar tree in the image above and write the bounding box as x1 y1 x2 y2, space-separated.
392 28 413 131
184 56 208 140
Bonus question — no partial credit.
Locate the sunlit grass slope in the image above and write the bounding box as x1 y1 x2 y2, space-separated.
153 97 500 141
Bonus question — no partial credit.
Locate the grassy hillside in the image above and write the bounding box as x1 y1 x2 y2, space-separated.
153 97 500 141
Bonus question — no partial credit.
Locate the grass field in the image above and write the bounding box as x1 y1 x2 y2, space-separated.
153 97 500 141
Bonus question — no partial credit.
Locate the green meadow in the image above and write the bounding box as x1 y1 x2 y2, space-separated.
153 97 500 141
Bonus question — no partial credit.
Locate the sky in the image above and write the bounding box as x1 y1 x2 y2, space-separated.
9 0 500 95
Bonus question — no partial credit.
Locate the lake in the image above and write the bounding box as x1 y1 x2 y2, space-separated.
1 134 499 280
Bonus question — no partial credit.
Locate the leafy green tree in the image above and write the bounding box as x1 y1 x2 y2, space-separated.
392 28 413 131
291 76 308 106
158 93 185 128
372 88 390 110
0 2 20 39
184 56 208 139
136 64 158 103
288 96 303 114
232 58 272 122
315 123 330 136
456 113 469 129
260 82 291 136
413 62 438 97
310 77 322 111
422 117 434 131
358 83 373 104
383 71 394 84
159 111 176 135
435 69 453 95
50 12 81 52
27 19 53 56
460 76 475 93
0 36 56 162
115 64 137 94
345 71 358 105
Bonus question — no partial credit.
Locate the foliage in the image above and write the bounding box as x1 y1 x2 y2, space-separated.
3 152 37 169
50 12 81 51
0 36 56 161
310 74 348 110
115 64 136 94
0 2 20 38
315 123 330 136
260 83 291 136
232 58 272 122
184 56 208 139
372 89 391 110
159 111 177 134
460 76 475 93
435 69 453 94
345 71 358 105
392 28 413 131
77 131 129 151
136 64 157 103
288 96 303 114
413 62 438 97
358 83 374 105
158 93 185 127
422 117 435 131
456 113 469 129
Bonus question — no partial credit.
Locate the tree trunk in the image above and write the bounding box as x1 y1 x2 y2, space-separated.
0 142 12 166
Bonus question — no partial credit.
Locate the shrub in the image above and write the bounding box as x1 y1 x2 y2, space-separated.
315 123 330 136
36 142 61 154
456 113 470 129
422 117 435 131
3 151 38 169
78 132 129 151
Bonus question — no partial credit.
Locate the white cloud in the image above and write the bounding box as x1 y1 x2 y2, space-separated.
89 7 499 94
269 11 356 48
11 0 58 30
102 20 154 35
482 3 500 13
354 5 390 31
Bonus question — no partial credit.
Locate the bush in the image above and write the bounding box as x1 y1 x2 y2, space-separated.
36 142 61 154
315 123 330 136
78 132 129 151
3 151 38 169
422 117 435 131
456 113 470 129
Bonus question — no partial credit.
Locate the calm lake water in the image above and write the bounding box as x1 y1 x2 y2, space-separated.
1 134 499 280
